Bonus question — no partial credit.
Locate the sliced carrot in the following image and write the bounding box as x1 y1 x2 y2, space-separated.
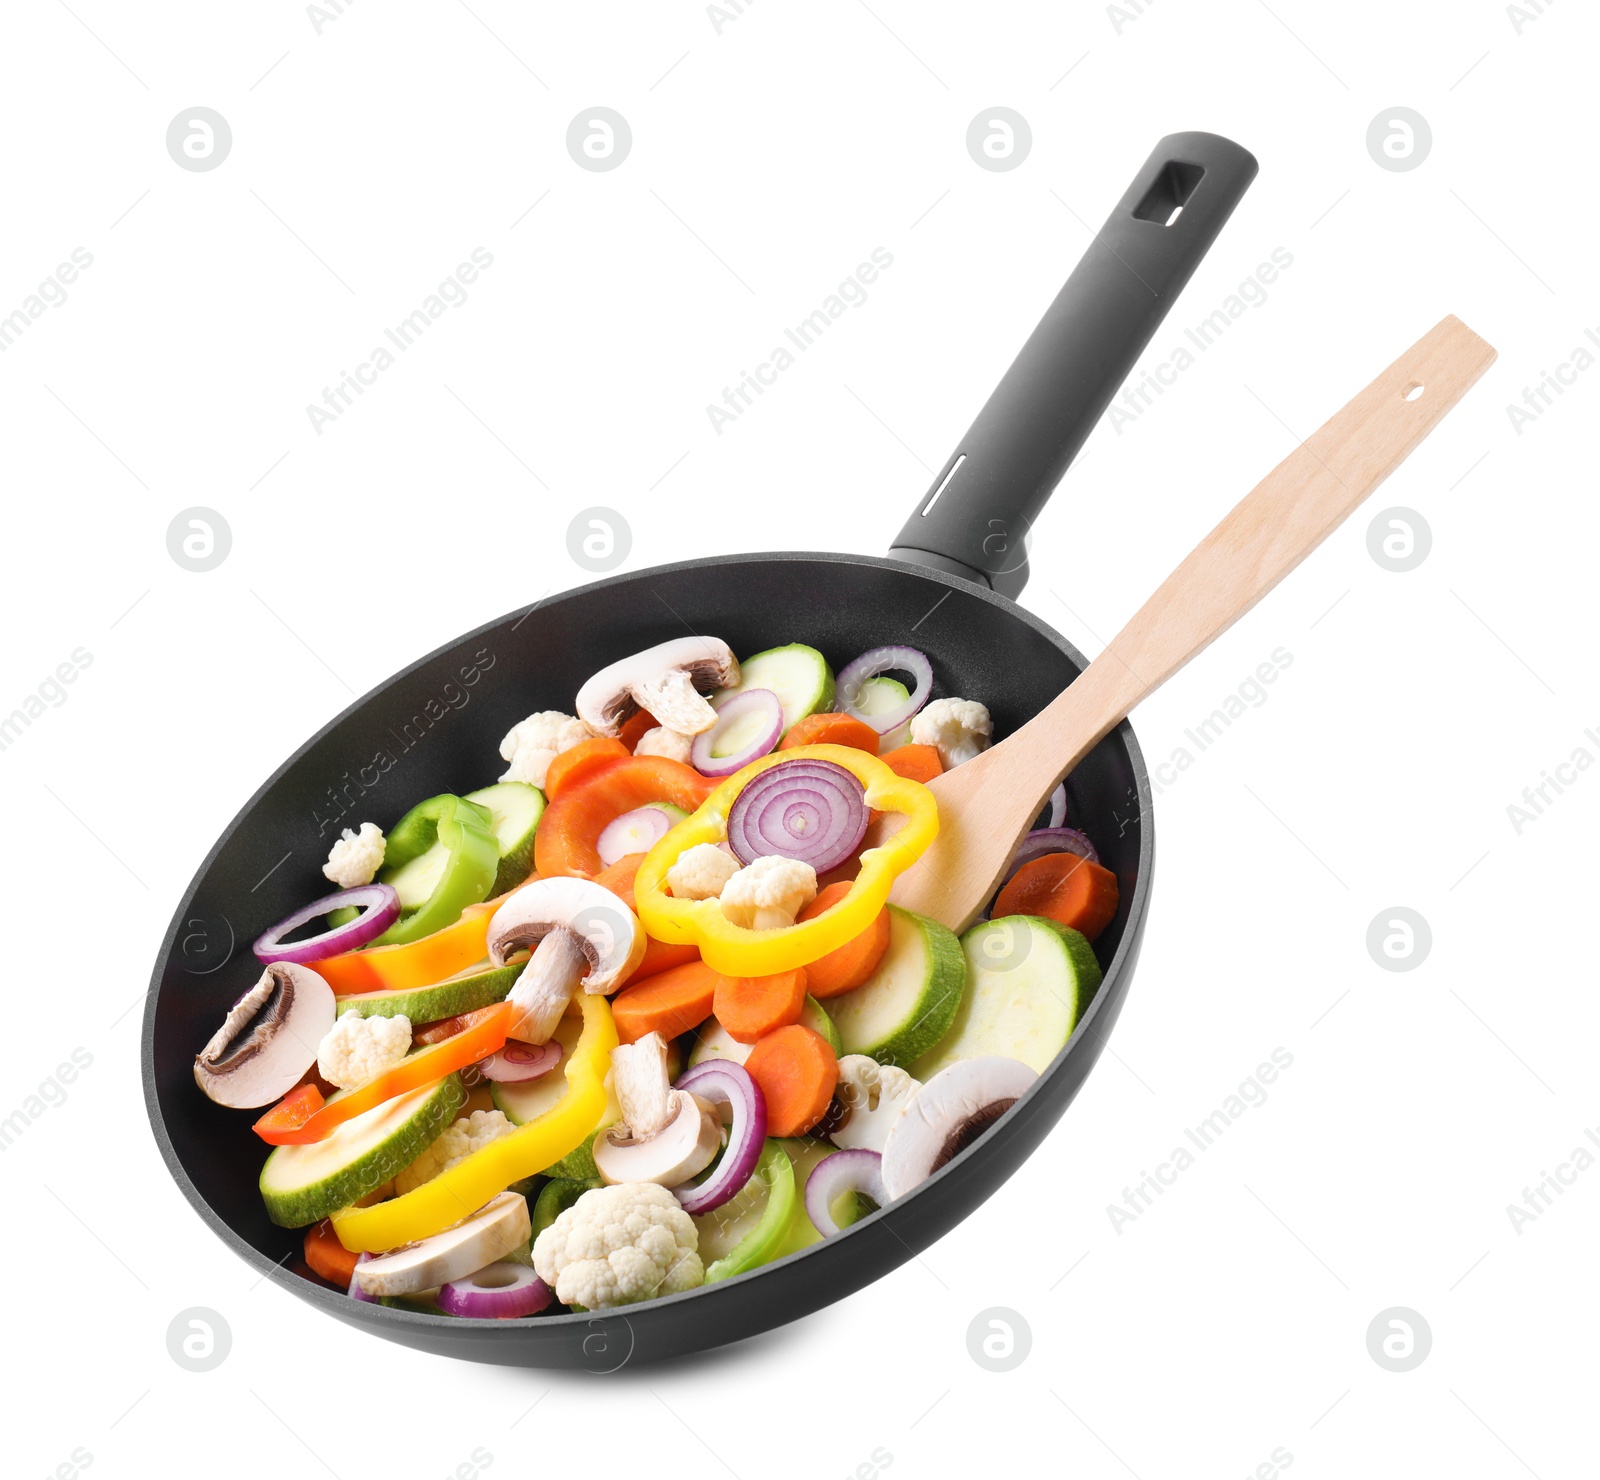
795 882 891 998
544 737 630 799
879 743 943 784
595 851 702 982
743 1024 839 1136
304 1219 359 1287
780 712 881 755
535 756 716 878
613 959 723 1044
992 853 1120 942
714 967 809 1044
252 1083 323 1139
618 708 660 751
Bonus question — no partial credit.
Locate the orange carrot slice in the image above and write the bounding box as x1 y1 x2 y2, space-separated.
713 967 809 1044
304 1219 360 1287
743 1025 839 1136
878 743 943 784
795 882 891 998
594 852 702 982
613 959 723 1044
780 712 881 754
992 853 1120 942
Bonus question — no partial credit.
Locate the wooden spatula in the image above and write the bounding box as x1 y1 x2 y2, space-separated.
889 314 1497 932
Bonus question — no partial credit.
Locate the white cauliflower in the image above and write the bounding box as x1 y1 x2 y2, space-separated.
667 842 741 901
532 1182 703 1309
322 822 386 888
633 726 694 765
911 697 992 768
394 1109 516 1195
499 710 595 788
317 1011 412 1090
719 854 818 930
831 1056 921 1153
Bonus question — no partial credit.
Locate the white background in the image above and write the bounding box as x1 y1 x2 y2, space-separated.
3 2 1594 1476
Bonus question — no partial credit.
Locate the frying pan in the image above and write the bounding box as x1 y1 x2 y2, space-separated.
143 132 1258 1368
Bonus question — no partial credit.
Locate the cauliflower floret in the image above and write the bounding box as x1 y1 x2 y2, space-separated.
317 1011 412 1090
394 1109 517 1195
910 697 992 768
667 842 741 901
499 710 595 788
322 821 386 888
719 854 817 930
633 726 695 765
831 1055 922 1153
532 1182 703 1309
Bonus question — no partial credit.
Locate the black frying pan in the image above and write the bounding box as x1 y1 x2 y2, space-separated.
143 132 1257 1369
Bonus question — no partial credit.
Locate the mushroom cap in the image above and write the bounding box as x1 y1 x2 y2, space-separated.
192 963 336 1109
575 636 739 737
355 1191 532 1297
880 1056 1037 1200
486 875 646 992
592 1092 722 1187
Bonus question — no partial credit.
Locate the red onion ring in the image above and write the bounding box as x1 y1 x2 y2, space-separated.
836 646 933 735
1001 827 1101 888
597 806 675 867
254 883 401 965
671 1060 767 1215
438 1262 554 1319
347 1252 377 1303
726 759 868 874
805 1148 886 1237
475 1041 562 1084
691 688 783 777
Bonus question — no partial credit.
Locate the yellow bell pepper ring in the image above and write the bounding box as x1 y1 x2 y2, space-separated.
634 744 938 977
331 993 618 1253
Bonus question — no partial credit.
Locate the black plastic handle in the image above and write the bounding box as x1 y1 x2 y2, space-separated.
887 131 1258 598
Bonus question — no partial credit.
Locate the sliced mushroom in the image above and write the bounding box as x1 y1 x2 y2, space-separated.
193 962 336 1108
880 1057 1037 1200
354 1191 531 1297
592 1032 722 1187
487 876 647 1044
575 636 739 738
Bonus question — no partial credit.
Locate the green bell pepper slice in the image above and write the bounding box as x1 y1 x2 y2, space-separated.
375 794 499 946
704 1141 797 1283
533 1176 602 1238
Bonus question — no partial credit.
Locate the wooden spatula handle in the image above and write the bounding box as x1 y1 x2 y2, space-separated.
890 315 1497 929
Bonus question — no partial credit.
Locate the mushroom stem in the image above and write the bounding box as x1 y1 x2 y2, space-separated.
505 926 589 1044
637 667 718 736
611 1034 674 1138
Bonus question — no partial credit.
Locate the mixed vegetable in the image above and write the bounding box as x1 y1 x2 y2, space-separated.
192 637 1121 1317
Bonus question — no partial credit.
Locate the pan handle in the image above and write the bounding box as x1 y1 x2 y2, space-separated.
887 131 1258 598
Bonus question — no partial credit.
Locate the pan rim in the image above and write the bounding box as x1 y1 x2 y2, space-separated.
141 550 1155 1341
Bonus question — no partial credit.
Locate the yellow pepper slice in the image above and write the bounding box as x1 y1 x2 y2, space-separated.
634 744 938 976
331 993 618 1253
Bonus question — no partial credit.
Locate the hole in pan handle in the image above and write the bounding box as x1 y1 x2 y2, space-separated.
888 132 1259 600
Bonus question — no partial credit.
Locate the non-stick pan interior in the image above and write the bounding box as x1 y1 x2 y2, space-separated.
144 551 1150 1366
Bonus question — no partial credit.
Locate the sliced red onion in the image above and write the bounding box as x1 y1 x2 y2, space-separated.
438 1262 554 1319
805 1149 887 1237
347 1252 377 1303
1047 783 1067 829
254 883 401 965
597 806 674 867
1001 827 1101 888
671 1060 767 1215
475 1041 562 1084
727 759 868 874
836 646 934 736
691 688 783 777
